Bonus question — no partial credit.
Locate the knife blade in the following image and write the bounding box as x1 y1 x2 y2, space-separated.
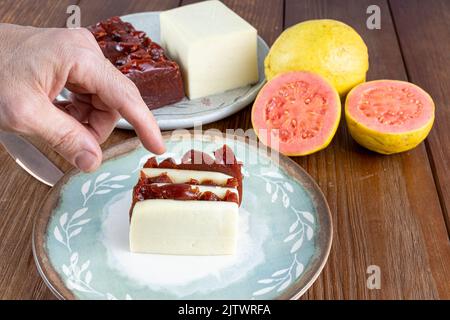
0 132 64 187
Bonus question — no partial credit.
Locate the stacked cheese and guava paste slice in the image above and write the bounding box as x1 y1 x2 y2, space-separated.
129 145 243 255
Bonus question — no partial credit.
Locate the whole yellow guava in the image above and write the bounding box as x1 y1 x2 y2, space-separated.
265 19 369 97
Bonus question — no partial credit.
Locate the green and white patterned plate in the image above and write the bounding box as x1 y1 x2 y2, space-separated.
33 132 332 300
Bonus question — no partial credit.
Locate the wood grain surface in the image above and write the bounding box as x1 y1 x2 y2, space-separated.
0 0 449 300
390 0 450 241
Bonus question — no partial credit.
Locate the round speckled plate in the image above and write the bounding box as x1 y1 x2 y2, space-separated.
33 132 332 300
59 11 269 131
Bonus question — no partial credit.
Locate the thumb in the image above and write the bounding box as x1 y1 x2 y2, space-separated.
33 99 102 172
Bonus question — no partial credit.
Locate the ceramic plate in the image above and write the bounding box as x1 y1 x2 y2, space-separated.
59 11 269 131
33 132 332 300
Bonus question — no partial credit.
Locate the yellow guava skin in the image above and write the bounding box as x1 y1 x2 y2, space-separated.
264 19 369 97
345 80 435 154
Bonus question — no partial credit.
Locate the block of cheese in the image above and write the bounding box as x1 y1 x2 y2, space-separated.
160 0 259 99
141 168 234 185
130 200 239 255
129 145 243 255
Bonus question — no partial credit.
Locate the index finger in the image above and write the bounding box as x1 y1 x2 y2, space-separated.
66 48 166 155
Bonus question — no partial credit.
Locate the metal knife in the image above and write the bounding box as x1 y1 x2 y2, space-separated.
0 132 64 187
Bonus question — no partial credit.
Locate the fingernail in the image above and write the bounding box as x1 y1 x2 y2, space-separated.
75 151 98 172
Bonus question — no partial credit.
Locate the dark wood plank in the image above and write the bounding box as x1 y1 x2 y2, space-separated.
389 0 450 238
0 0 77 26
285 0 450 299
78 0 180 26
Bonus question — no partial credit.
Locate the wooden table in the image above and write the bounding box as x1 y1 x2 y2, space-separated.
0 0 449 300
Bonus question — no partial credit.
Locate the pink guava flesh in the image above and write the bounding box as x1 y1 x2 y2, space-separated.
252 71 340 155
346 80 434 133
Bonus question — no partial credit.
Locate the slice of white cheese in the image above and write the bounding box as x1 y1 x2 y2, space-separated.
141 168 234 185
152 183 239 201
130 199 239 255
160 0 259 99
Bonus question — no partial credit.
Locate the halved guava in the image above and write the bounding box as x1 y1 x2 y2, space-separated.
251 71 341 156
345 80 435 154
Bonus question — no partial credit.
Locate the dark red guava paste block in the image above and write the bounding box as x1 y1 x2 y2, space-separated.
88 16 184 110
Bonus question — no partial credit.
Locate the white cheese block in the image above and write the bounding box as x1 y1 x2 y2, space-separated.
152 183 239 200
130 199 239 255
141 168 233 185
160 0 259 99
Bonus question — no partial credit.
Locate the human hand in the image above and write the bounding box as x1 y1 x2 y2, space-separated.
0 24 165 172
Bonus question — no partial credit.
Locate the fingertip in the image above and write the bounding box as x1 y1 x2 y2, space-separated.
133 112 166 155
153 140 166 155
140 133 166 155
153 129 166 155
